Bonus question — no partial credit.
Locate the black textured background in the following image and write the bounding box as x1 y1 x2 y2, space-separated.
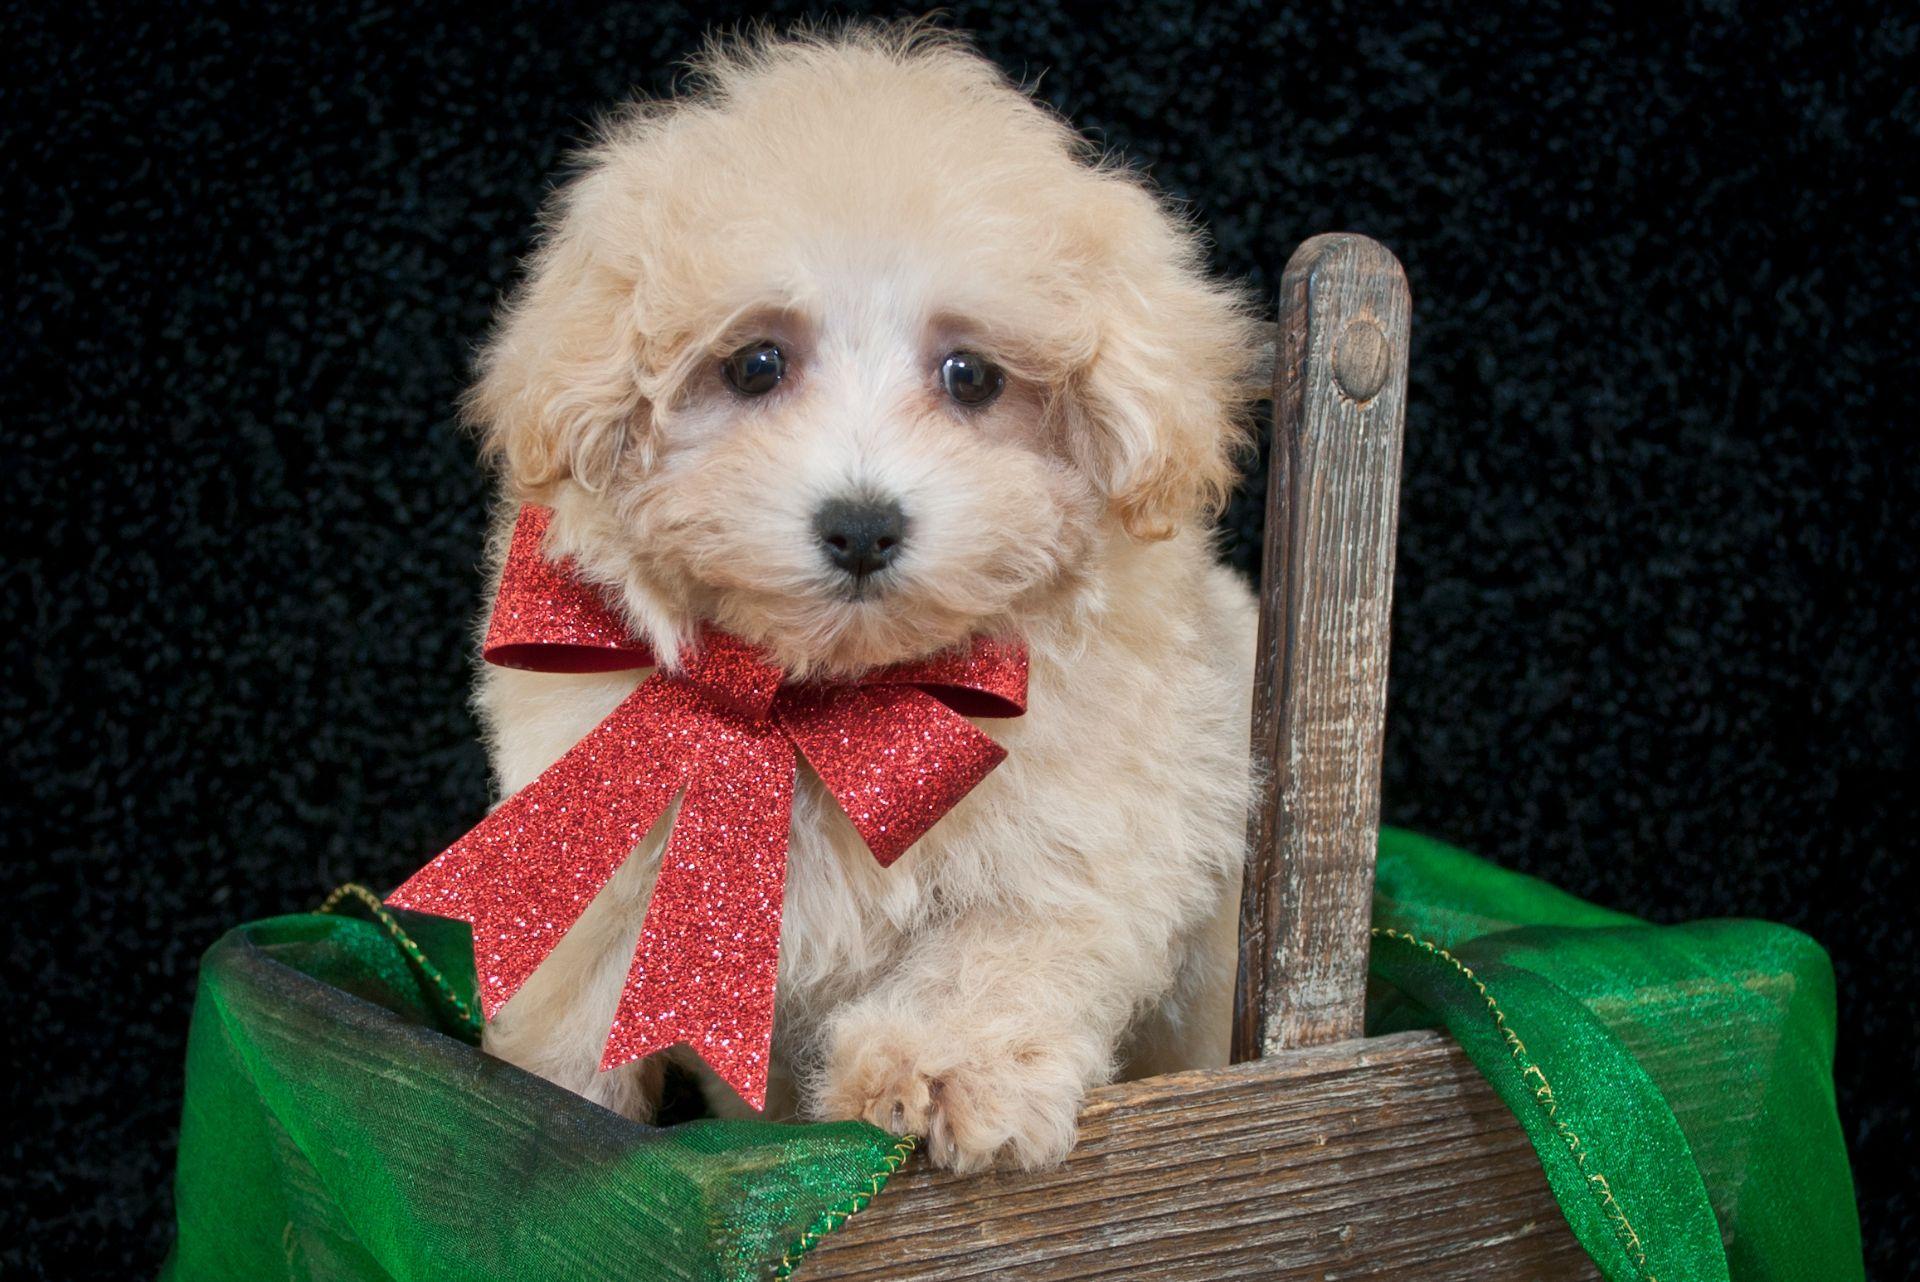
8 2 1916 1276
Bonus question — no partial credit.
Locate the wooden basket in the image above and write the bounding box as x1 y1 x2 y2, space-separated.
800 234 1596 1280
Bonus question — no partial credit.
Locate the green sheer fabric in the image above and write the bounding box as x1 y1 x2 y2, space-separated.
163 829 1862 1280
160 907 911 1282
1368 829 1862 1281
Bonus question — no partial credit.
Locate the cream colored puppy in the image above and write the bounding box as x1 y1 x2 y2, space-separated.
470 26 1260 1173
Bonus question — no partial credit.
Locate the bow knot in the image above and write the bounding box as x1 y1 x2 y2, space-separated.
674 632 785 722
387 505 1026 1109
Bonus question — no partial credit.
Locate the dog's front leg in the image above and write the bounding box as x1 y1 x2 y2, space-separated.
480 843 670 1123
812 909 1171 1173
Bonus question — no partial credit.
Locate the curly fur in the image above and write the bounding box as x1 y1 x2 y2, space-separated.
470 23 1261 1172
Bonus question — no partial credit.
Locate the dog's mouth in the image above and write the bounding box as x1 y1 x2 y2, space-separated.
654 506 1071 678
698 576 988 680
834 574 895 605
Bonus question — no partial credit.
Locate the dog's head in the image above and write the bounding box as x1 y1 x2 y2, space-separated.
472 27 1257 676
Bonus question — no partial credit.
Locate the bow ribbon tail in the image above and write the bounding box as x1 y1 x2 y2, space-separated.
386 678 690 1019
601 719 795 1111
780 685 1009 866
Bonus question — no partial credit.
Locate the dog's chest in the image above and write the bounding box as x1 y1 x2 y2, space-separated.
769 768 934 1002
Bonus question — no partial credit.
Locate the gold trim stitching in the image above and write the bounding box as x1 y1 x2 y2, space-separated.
772 1133 918 1280
317 882 485 1039
1373 926 1655 1280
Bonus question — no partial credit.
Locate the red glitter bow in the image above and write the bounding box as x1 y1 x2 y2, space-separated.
387 505 1026 1109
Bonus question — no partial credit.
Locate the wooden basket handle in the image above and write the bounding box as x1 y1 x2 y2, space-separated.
1232 233 1412 1060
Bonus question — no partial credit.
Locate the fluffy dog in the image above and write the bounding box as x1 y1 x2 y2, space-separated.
470 25 1261 1172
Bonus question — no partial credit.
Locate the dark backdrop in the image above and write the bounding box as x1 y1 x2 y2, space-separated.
9 1 1916 1275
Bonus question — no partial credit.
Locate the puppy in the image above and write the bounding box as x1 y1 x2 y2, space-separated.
469 25 1261 1173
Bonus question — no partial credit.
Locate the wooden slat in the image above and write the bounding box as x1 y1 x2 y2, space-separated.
799 1029 1592 1280
1234 234 1412 1057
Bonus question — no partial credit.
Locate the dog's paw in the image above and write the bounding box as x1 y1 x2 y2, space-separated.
817 1019 1083 1173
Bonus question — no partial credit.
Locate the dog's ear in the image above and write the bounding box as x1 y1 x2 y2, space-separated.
1069 179 1257 542
465 170 649 500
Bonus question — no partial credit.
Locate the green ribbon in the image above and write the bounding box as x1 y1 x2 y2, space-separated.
162 829 1863 1280
1368 830 1861 1281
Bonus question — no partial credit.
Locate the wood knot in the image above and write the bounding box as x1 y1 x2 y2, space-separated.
1331 319 1391 402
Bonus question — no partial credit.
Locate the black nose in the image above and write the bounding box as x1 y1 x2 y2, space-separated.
814 496 907 579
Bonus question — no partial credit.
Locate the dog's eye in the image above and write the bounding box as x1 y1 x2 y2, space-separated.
723 341 785 396
940 351 1004 408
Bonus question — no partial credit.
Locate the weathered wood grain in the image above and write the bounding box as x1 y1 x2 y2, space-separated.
799 1029 1593 1280
1234 234 1412 1058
